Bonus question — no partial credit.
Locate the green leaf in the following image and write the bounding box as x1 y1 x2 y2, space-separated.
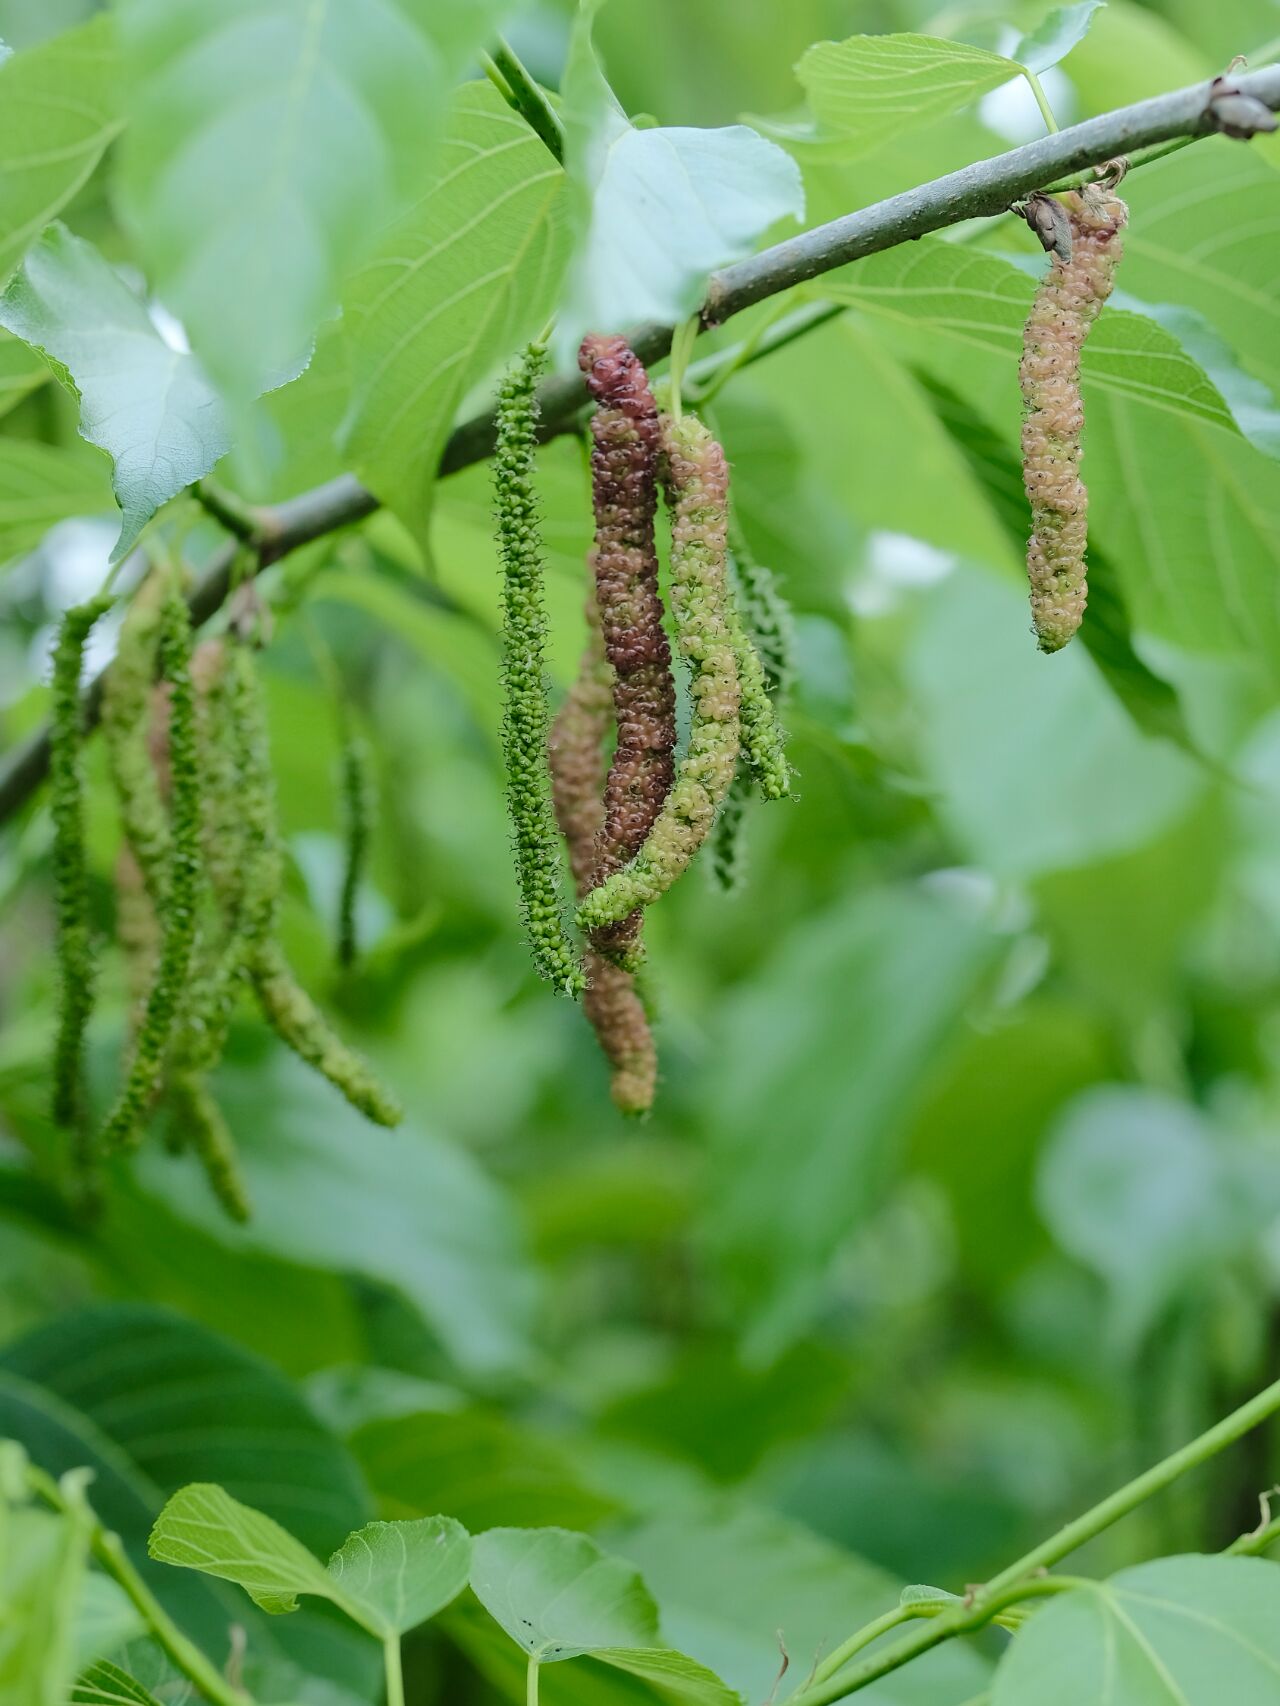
819 239 1243 437
326 1517 471 1637
351 1406 621 1534
114 0 513 399
992 1556 1280 1704
0 327 49 418
470 1526 659 1661
703 886 1000 1355
0 15 120 286
71 1660 165 1706
149 1482 368 1621
0 223 230 561
71 1574 147 1671
0 1502 92 1706
1013 2 1106 74
785 33 1015 158
555 0 802 364
0 438 113 565
342 80 567 539
132 1049 538 1380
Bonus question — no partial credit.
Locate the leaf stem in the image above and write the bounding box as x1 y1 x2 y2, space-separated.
482 37 564 164
1023 69 1060 134
193 480 262 546
28 1464 252 1706
786 1372 1280 1705
384 1636 405 1706
527 1658 541 1706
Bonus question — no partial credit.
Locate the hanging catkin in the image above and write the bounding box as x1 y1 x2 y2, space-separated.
1020 186 1127 652
578 334 676 969
493 342 584 996
577 410 740 932
550 589 658 1115
101 574 170 899
50 593 112 1131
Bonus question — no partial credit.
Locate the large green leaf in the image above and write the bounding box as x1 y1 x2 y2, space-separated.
554 0 802 363
0 438 113 564
702 886 1000 1355
132 1048 539 1380
1013 2 1106 74
992 1556 1280 1704
351 1406 621 1534
471 1526 659 1662
0 1305 377 1701
781 34 1015 157
0 223 230 561
819 239 1247 441
0 15 120 286
342 80 567 539
113 0 513 399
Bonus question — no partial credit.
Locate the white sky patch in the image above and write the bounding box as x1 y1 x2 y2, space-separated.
848 530 957 617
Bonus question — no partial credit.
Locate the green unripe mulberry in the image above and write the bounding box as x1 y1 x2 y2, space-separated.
493 343 585 998
577 410 740 933
50 592 113 1131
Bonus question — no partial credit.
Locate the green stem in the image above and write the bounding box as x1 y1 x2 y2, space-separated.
1023 69 1059 134
483 37 564 163
28 1466 251 1706
383 1636 405 1706
193 480 262 547
527 1658 540 1706
666 315 700 421
808 1607 917 1685
787 1373 1280 1705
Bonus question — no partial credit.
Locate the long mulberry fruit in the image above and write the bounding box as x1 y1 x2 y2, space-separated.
578 334 676 969
1020 186 1127 652
578 410 740 931
550 590 657 1115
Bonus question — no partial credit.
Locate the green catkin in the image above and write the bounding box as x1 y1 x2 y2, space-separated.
709 774 750 895
99 580 202 1151
101 575 171 900
225 638 402 1127
50 593 113 1131
727 518 795 698
337 721 372 970
577 411 741 933
493 343 585 998
1020 187 1128 652
167 1071 250 1223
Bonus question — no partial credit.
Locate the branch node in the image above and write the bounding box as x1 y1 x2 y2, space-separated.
1207 74 1278 139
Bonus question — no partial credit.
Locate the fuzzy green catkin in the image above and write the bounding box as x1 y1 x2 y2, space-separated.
577 411 741 932
99 581 202 1151
251 941 402 1126
225 639 402 1126
493 344 585 997
1020 187 1127 652
167 1071 250 1223
50 593 112 1129
549 592 658 1115
710 773 750 895
101 575 171 899
728 518 795 699
337 721 373 970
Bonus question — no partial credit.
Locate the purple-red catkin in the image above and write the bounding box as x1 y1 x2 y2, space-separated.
578 334 676 968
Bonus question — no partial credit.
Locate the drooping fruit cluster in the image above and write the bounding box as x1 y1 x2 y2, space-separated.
1019 186 1128 652
48 570 401 1220
491 333 794 1113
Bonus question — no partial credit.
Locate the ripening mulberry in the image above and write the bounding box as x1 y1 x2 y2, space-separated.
493 343 585 996
579 334 676 968
549 590 658 1115
578 411 740 931
1020 187 1127 652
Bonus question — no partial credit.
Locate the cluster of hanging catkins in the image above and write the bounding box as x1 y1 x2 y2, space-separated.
49 571 400 1222
493 333 793 1114
1019 183 1127 652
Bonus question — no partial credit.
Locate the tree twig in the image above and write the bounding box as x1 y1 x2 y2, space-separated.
3 65 1279 827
